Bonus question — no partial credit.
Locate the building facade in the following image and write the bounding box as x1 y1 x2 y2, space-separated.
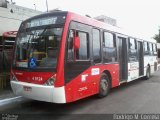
0 0 42 36
0 0 42 73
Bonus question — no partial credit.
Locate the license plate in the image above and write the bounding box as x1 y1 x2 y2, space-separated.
23 86 32 92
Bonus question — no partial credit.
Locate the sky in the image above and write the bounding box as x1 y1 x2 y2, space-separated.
12 0 160 40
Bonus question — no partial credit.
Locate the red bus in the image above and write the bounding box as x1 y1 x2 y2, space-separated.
10 11 158 103
0 31 17 72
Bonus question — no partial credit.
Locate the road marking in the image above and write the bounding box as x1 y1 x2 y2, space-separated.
0 96 22 104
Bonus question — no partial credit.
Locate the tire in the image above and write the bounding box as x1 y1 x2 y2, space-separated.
98 73 111 98
145 67 151 80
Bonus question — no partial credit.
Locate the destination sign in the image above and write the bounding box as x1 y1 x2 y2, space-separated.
26 17 58 28
23 15 66 29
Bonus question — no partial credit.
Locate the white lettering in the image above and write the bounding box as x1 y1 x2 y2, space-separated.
32 77 43 81
78 87 87 92
113 114 160 120
134 114 139 119
15 72 23 75
141 114 159 120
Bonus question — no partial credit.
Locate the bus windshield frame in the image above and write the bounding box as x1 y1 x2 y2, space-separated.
12 13 67 72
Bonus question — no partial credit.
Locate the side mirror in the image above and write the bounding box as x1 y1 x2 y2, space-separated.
74 36 80 50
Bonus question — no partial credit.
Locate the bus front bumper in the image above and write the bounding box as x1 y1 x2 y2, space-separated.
10 81 66 103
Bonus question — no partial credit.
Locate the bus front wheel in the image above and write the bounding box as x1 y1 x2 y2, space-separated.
98 73 111 98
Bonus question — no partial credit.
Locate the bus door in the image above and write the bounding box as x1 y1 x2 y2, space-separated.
117 36 128 82
65 21 92 99
137 41 144 76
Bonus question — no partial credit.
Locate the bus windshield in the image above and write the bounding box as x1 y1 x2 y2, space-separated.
13 27 63 70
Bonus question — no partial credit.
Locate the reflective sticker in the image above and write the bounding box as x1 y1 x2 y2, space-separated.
81 74 88 82
91 68 100 75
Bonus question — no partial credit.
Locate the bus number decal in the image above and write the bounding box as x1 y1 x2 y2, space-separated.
32 77 43 81
91 68 100 75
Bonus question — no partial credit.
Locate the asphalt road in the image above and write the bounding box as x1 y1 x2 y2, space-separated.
1 71 160 120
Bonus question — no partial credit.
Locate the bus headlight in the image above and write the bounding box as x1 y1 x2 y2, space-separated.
44 76 56 86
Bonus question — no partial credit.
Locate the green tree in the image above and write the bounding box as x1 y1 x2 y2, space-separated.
153 27 160 43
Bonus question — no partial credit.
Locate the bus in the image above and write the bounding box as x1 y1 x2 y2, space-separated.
10 11 158 103
0 31 17 72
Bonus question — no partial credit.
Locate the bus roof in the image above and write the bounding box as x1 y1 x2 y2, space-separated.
21 11 156 43
67 11 156 43
3 31 17 38
23 11 68 23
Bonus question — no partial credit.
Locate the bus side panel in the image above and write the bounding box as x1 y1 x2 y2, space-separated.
127 62 139 82
65 64 119 103
144 55 157 74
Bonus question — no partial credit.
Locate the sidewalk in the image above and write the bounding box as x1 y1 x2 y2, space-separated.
0 89 16 100
0 72 16 100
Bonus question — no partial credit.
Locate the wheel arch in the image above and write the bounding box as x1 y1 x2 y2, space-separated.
102 70 112 87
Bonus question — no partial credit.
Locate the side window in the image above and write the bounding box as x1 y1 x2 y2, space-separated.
103 31 117 63
67 30 74 61
128 38 137 62
153 44 157 52
67 30 89 61
153 43 157 55
92 29 101 63
104 32 114 48
76 31 89 60
149 43 153 55
144 42 148 51
149 43 153 51
153 44 155 51
144 42 149 55
129 38 136 49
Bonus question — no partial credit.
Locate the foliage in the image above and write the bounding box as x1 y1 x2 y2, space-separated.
153 27 160 43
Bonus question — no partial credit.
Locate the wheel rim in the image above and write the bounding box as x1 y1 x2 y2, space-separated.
100 79 108 92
